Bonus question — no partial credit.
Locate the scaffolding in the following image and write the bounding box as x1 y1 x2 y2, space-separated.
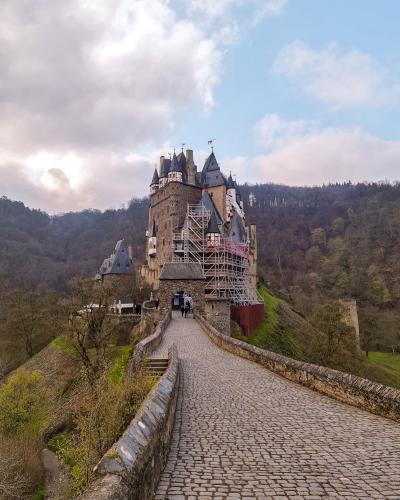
172 203 263 305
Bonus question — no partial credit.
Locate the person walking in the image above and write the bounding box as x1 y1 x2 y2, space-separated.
181 304 185 317
184 303 189 318
155 299 159 310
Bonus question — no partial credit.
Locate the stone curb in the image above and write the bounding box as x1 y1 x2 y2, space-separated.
78 315 178 500
195 313 400 422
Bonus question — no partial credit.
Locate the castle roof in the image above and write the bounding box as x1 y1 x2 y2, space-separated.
151 168 159 185
229 214 246 243
194 191 223 224
99 240 132 276
177 151 186 169
227 173 235 190
159 262 205 280
206 211 221 235
160 158 171 178
170 151 182 172
201 151 225 187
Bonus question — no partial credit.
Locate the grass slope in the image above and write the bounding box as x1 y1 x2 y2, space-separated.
231 286 305 360
362 352 400 390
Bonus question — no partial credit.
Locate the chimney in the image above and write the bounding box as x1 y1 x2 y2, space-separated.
127 244 133 262
159 156 164 175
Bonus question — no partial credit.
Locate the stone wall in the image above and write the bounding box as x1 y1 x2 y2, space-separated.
78 344 179 500
130 311 171 375
158 279 205 316
196 314 400 422
140 300 159 336
204 298 231 336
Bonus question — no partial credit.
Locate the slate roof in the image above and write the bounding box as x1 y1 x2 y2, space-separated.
170 151 182 172
229 214 246 243
206 211 221 234
195 172 202 187
194 192 223 224
99 240 133 275
177 151 186 169
159 262 206 280
160 158 171 178
149 220 156 238
201 152 225 187
227 173 235 190
151 168 159 185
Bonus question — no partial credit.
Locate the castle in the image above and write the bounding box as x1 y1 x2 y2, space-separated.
141 148 260 306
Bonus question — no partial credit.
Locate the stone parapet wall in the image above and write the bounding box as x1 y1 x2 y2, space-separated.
204 298 231 336
131 311 171 374
195 313 400 422
78 343 179 500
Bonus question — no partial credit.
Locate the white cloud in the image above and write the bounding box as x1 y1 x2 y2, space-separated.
254 114 313 148
0 0 225 212
272 41 396 108
227 114 400 187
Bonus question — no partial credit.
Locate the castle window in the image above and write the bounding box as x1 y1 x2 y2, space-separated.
162 209 164 216
167 206 169 213
157 212 159 218
121 249 124 252
169 220 171 228
164 222 167 229
163 239 165 246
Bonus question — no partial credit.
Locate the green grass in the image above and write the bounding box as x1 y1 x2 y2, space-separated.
107 345 131 386
362 351 400 389
51 336 73 351
31 470 46 500
246 287 305 360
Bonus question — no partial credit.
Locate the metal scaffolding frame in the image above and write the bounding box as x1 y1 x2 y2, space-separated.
172 203 263 305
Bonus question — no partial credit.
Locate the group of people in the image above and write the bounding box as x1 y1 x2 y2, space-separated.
181 298 193 318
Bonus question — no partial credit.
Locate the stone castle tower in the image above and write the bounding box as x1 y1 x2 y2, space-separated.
141 148 258 299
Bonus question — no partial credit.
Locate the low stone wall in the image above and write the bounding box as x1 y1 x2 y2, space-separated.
204 298 231 336
78 343 179 500
195 313 400 422
130 311 171 375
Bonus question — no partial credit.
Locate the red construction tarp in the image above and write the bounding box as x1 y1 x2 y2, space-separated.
231 304 265 337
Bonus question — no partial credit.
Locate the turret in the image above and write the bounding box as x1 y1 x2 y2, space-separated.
159 158 170 188
227 172 236 199
168 151 183 183
148 220 157 258
206 211 221 246
150 168 159 195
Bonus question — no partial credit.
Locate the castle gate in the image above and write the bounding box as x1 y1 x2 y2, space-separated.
158 262 205 315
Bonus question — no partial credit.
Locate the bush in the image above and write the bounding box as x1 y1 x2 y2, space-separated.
60 366 157 496
0 435 42 500
0 370 48 436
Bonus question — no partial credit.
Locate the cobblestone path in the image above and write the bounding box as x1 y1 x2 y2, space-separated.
151 313 400 500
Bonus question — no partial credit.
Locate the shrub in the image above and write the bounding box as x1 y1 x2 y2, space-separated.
0 370 48 436
60 366 157 496
0 435 42 500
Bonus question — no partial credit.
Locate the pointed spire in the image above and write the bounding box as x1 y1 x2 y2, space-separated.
151 168 159 186
170 150 181 172
206 211 220 235
227 172 235 190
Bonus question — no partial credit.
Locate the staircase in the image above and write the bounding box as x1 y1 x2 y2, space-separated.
145 358 169 377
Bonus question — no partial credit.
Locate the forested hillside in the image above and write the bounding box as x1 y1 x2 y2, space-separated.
2 180 400 354
0 196 149 298
241 181 400 353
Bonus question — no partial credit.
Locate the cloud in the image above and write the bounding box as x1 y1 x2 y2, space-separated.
254 113 313 148
272 41 397 108
185 0 287 28
228 114 400 187
0 0 229 212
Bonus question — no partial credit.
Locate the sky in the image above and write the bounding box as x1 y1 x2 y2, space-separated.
1 0 400 213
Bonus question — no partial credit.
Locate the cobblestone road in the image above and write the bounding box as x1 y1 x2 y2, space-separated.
151 313 400 500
